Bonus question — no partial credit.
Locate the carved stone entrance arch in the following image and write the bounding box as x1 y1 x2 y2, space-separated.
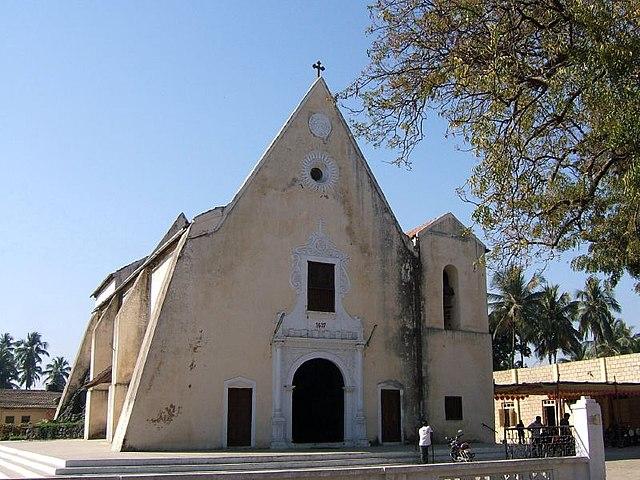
287 351 352 387
271 223 367 447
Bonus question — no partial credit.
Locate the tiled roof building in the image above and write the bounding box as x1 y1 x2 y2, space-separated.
0 389 61 425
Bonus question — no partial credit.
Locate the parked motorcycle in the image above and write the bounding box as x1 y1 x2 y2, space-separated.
447 430 475 462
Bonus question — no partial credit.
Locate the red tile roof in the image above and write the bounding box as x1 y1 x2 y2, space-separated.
0 389 61 409
405 218 437 238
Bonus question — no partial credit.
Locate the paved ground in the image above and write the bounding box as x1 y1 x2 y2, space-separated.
605 446 640 479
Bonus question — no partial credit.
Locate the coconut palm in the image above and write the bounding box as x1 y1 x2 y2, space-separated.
533 285 581 364
14 332 49 389
489 266 544 369
44 356 71 392
0 333 13 350
0 333 18 389
597 319 638 356
576 277 621 356
562 342 594 362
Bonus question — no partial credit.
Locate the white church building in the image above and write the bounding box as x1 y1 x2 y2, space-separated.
57 78 495 451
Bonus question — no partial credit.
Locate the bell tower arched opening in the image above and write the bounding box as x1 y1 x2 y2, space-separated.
443 265 460 330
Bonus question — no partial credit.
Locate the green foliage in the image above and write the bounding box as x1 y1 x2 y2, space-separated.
44 357 70 392
491 326 530 370
491 327 514 370
597 318 640 355
0 420 83 441
344 0 640 288
533 285 580 363
14 332 49 390
2 332 71 391
488 266 543 369
0 333 18 389
489 269 632 365
562 342 594 362
576 276 621 353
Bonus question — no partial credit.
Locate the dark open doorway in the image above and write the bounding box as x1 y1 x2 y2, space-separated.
381 389 402 443
543 402 557 426
227 387 252 446
292 358 344 443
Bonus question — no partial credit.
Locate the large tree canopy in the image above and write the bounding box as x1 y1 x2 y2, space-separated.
344 0 640 288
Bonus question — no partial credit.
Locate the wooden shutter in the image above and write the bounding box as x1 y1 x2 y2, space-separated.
307 262 335 312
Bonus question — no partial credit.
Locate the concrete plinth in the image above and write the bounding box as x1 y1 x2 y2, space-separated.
573 396 606 480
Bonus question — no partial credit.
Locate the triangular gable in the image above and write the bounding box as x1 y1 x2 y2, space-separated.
206 77 415 252
408 212 487 250
151 213 189 253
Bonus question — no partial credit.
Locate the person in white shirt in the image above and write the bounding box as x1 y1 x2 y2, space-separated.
418 421 434 463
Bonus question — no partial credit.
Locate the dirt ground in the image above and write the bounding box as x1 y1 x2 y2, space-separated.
605 446 640 479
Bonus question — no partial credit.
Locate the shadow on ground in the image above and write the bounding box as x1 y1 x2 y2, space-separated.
605 446 640 461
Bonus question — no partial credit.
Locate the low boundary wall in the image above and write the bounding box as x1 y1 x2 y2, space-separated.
34 457 589 480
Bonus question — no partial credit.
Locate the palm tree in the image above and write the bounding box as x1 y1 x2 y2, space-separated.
0 333 13 349
533 285 581 364
598 319 638 356
44 357 71 392
489 266 544 369
576 277 621 356
14 332 49 389
0 333 18 389
563 342 594 362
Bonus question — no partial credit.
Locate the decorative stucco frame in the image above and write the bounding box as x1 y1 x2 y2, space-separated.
377 380 405 445
271 224 367 448
222 376 256 448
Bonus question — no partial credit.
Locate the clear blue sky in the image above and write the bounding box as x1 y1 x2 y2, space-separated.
1 1 638 369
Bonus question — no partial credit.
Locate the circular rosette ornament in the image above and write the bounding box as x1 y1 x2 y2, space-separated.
300 151 338 193
308 112 332 139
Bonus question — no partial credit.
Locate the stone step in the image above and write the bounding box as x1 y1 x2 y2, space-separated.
0 453 412 478
0 445 64 470
54 457 414 476
0 454 53 479
0 445 66 479
0 443 505 478
62 451 417 467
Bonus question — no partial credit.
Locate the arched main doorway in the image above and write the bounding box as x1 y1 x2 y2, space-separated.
292 358 344 443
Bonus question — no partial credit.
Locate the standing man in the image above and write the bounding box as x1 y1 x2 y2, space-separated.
528 416 544 457
559 413 571 436
418 421 434 463
559 412 574 456
516 419 525 444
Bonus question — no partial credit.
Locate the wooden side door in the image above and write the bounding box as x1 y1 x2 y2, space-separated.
227 387 252 447
381 389 401 443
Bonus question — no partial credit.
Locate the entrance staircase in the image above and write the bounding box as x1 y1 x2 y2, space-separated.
0 443 505 478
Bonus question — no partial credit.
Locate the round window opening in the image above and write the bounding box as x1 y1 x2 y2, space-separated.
310 167 324 182
301 151 337 193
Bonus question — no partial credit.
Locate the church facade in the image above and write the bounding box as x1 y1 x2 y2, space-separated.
57 78 494 451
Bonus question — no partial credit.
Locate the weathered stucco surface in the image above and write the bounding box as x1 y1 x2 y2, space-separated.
111 79 423 450
85 296 119 439
62 78 494 451
108 271 150 440
416 214 494 443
